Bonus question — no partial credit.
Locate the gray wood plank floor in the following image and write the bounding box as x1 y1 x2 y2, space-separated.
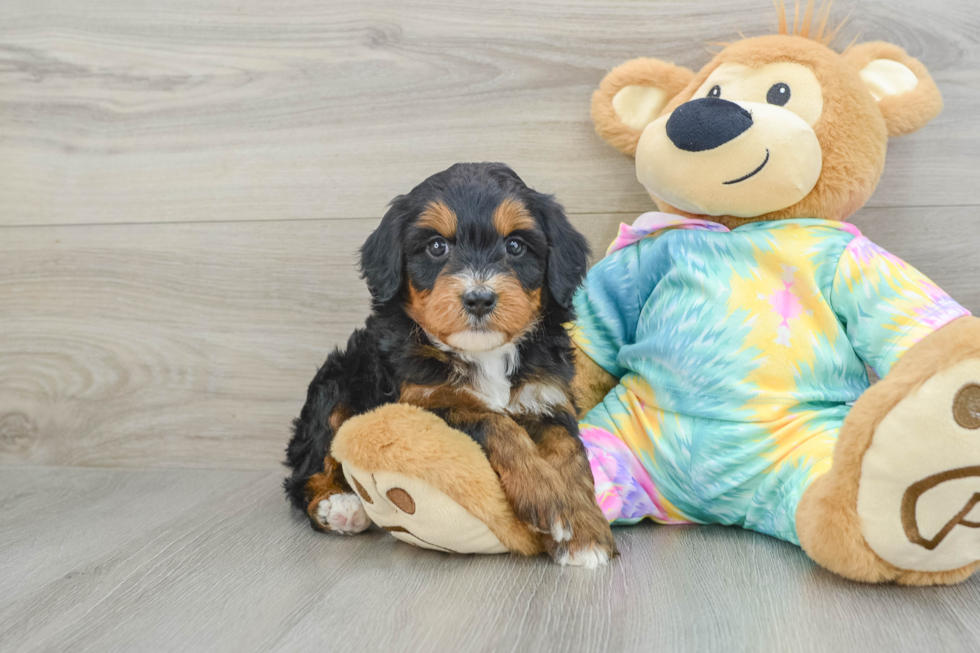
2 0 979 226
2 467 980 653
3 0 980 650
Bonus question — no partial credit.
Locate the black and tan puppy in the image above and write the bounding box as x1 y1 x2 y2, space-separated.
284 162 616 565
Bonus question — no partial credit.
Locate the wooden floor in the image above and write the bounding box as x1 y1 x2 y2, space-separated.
2 0 980 650
4 467 980 653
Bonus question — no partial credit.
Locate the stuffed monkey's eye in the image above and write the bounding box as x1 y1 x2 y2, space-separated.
767 83 791 106
426 237 449 258
708 85 721 98
505 238 526 257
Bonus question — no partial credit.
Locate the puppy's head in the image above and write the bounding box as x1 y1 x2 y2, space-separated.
360 163 589 352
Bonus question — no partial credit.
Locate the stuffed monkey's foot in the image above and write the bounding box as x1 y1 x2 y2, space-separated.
314 493 371 535
331 404 543 557
856 359 980 582
798 317 980 585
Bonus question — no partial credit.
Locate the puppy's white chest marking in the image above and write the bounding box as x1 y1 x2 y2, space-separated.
461 345 518 412
508 382 567 416
459 346 566 416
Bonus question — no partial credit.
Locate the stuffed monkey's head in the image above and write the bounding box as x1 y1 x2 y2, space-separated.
592 34 943 226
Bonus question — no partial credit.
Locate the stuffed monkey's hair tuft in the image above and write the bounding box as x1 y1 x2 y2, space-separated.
774 0 849 48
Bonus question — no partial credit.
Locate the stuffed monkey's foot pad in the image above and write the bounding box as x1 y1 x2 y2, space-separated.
343 464 508 554
858 359 980 573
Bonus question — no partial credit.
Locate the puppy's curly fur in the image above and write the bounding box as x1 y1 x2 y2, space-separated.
284 162 616 561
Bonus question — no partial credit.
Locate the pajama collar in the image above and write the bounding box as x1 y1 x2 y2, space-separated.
606 212 864 255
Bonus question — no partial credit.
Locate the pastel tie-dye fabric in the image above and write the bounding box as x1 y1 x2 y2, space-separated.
574 214 970 544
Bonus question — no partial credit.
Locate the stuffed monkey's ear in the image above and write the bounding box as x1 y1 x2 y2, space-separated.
843 42 943 137
591 58 695 156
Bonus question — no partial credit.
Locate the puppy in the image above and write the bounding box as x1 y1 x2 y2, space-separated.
284 162 617 565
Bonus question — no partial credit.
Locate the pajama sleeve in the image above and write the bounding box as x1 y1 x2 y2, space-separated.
571 243 645 378
830 235 971 378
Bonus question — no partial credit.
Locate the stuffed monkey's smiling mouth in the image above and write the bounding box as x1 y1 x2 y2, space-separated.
722 149 770 185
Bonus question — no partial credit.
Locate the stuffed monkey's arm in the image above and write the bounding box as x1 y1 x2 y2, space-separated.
830 235 971 379
571 341 619 419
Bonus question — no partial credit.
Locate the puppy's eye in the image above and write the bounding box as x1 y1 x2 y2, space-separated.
767 83 791 106
505 238 526 257
708 85 721 98
426 237 449 258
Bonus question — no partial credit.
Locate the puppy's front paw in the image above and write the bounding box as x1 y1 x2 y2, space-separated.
549 518 573 543
858 360 980 575
315 493 371 534
553 526 618 568
557 544 613 569
547 496 618 568
511 490 571 543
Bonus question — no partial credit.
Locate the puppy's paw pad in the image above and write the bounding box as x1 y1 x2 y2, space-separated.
558 545 611 569
316 493 371 534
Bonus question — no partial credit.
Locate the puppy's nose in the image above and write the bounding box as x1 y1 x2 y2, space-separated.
462 288 497 317
666 98 753 152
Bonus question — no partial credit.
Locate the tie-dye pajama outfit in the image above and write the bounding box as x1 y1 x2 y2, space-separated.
574 214 970 544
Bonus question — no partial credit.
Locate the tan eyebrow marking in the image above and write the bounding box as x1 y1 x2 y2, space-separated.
417 201 457 238
493 197 536 236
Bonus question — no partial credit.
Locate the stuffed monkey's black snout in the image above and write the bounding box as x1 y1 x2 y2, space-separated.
666 98 753 152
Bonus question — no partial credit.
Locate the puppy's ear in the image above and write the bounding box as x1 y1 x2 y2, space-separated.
843 42 943 137
591 58 695 156
529 192 590 308
359 196 409 303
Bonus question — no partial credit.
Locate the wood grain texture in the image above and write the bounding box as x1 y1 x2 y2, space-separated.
0 212 612 469
1 0 979 226
1 467 979 653
1 207 977 470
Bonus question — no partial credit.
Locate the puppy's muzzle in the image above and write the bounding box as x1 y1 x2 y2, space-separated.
462 287 497 318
